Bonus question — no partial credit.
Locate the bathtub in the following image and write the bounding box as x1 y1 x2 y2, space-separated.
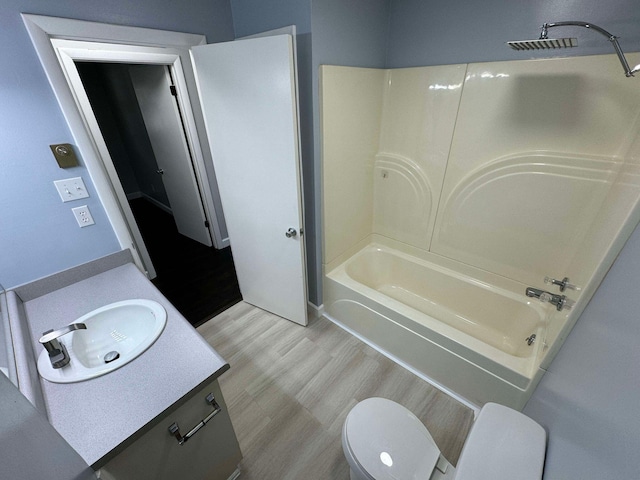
323 243 549 409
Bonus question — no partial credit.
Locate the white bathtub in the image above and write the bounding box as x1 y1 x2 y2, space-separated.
323 243 549 409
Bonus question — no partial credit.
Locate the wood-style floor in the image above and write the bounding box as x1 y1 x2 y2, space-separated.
197 302 475 479
129 198 242 327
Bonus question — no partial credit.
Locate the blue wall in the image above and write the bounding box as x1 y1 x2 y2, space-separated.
310 0 390 305
2 1 640 476
0 0 233 288
386 0 640 67
231 0 311 36
524 222 640 478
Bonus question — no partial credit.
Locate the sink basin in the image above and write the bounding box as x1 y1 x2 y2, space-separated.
37 299 166 383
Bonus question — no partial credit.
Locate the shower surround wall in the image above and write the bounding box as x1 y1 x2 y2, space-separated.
321 52 640 408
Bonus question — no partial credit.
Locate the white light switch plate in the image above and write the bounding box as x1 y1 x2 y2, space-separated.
54 177 89 202
71 205 95 227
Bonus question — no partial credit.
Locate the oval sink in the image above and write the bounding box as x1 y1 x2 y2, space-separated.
37 299 166 383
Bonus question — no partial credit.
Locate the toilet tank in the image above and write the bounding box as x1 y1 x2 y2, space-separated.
454 403 546 480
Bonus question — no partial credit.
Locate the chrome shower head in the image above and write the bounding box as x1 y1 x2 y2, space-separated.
507 37 577 51
507 21 640 77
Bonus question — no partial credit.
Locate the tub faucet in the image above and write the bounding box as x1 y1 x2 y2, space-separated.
525 287 573 311
39 323 87 369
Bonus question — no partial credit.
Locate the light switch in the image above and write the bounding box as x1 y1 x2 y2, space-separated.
71 205 95 227
54 177 89 202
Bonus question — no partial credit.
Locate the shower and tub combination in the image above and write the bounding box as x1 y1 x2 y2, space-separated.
320 22 640 409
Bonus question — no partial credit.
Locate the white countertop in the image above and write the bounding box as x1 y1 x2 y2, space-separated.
21 263 228 467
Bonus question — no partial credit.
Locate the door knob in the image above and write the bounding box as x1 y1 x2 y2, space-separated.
285 228 297 238
156 169 164 175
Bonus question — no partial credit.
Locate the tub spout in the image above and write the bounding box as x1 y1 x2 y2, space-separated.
525 287 545 298
525 288 573 311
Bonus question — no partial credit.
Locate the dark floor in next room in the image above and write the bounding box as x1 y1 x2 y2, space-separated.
129 197 242 328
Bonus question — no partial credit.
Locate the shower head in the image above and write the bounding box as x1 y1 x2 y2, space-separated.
507 37 577 51
507 21 640 77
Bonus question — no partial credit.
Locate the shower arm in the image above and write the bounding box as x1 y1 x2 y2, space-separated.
541 21 640 77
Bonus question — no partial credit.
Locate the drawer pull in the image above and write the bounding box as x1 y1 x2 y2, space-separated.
168 393 221 445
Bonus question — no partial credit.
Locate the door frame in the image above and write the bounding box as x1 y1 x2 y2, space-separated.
22 14 229 277
54 40 215 274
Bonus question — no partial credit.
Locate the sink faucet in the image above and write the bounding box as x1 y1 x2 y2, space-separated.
525 287 573 311
39 323 87 369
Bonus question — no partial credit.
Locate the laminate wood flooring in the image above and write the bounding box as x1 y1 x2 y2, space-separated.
197 302 475 479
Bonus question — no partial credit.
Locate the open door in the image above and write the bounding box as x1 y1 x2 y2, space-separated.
191 34 308 326
22 15 306 324
128 65 212 247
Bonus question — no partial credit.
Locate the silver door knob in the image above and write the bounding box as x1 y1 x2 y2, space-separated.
156 169 164 175
285 228 297 238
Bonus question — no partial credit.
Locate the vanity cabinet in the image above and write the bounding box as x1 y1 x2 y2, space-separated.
9 255 241 479
98 378 241 480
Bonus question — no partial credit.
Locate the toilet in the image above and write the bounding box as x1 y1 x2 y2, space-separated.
342 397 546 480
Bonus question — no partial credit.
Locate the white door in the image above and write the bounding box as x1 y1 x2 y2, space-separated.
128 65 212 247
191 34 308 326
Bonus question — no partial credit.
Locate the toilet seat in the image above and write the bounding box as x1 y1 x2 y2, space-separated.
343 398 546 480
342 397 441 479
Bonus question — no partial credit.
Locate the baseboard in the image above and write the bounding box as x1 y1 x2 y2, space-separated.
307 302 324 321
126 191 142 200
127 192 172 215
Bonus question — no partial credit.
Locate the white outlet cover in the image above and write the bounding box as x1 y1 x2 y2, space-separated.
71 205 95 227
54 177 89 202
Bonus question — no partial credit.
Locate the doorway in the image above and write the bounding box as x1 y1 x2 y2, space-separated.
76 61 242 327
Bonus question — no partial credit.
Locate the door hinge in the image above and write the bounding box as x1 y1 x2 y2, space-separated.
204 220 210 228
170 85 177 96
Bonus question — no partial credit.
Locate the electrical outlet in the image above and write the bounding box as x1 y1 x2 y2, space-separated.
71 205 95 228
54 177 89 203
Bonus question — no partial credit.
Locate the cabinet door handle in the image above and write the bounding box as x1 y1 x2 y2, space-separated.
168 393 221 445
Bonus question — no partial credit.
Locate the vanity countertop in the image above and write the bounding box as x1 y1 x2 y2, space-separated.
20 262 229 468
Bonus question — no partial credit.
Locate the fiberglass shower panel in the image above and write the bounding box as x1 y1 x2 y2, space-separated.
374 65 466 251
430 52 640 289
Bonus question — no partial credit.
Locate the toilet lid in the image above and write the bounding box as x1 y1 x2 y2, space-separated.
454 403 546 480
344 398 440 479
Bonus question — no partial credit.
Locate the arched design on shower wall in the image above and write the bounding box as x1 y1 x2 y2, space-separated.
320 50 640 408
431 151 621 288
373 153 434 250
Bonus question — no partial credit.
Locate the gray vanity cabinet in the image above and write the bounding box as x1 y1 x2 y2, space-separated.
98 378 241 480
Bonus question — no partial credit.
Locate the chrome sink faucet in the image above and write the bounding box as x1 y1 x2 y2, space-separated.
39 323 87 369
525 287 574 311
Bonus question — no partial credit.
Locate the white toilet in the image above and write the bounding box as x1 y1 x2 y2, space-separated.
342 397 546 480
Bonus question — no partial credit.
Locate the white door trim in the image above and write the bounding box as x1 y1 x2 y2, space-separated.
22 14 228 276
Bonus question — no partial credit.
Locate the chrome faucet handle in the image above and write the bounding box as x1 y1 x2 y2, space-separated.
39 323 87 349
544 276 580 292
39 323 87 369
539 292 574 311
